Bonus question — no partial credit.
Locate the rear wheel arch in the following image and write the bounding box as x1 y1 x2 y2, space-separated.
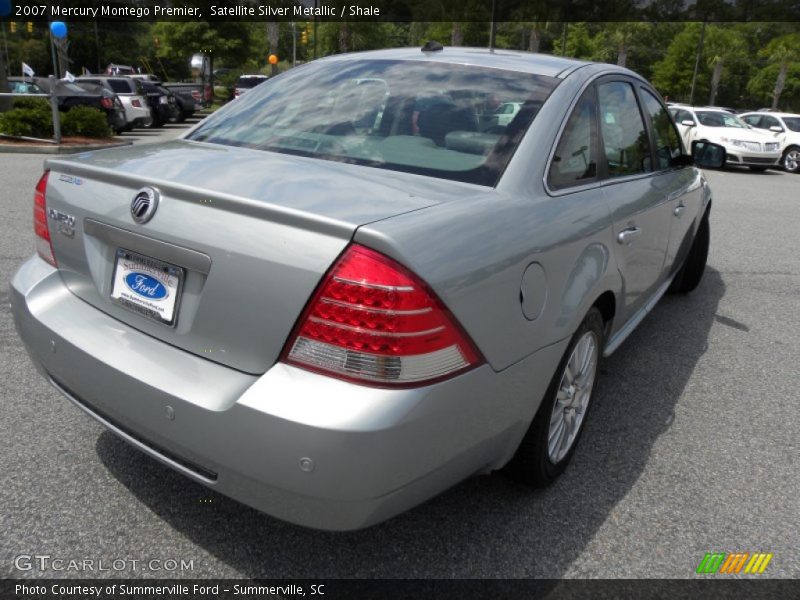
592 290 616 338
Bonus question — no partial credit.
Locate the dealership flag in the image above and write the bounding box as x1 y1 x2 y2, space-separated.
22 62 35 78
62 71 75 82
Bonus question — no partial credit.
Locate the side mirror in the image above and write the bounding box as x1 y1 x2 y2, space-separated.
681 119 695 127
691 140 726 169
769 125 784 133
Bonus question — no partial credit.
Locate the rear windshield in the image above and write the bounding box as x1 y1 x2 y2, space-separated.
189 60 559 186
107 79 133 94
236 76 268 88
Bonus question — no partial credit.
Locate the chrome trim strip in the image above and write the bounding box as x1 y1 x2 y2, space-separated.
602 275 674 357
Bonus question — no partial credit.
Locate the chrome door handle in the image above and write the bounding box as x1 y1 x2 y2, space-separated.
617 227 641 244
674 204 686 217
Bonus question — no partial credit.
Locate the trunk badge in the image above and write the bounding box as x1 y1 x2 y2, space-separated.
47 208 75 238
131 187 160 224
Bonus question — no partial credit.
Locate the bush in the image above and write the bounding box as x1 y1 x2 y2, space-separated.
60 106 112 138
0 98 53 137
13 97 52 112
0 99 110 139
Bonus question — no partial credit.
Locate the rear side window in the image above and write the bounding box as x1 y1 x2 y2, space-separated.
597 82 652 177
108 79 133 94
548 87 598 190
640 88 683 169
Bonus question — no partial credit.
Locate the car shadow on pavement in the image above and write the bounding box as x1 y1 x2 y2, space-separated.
96 268 725 579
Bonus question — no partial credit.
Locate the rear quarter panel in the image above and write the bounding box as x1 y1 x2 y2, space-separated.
356 189 619 372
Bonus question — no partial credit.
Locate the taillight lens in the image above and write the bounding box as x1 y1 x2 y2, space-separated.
33 171 56 266
282 244 483 386
101 97 113 109
132 98 142 107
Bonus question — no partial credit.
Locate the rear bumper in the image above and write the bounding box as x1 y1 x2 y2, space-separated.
121 101 151 125
10 255 566 530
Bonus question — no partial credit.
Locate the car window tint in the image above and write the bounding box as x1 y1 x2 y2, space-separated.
597 82 652 177
640 88 682 169
548 87 598 190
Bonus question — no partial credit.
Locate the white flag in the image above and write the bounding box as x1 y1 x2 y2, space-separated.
62 71 76 83
22 62 35 78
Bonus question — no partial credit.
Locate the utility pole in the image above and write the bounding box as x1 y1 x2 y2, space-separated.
0 24 9 111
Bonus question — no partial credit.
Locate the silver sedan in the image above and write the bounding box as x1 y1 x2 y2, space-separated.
11 46 723 530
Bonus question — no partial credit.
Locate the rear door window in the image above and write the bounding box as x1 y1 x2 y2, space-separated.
548 87 599 190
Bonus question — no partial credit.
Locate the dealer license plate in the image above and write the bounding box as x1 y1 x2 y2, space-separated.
110 248 184 326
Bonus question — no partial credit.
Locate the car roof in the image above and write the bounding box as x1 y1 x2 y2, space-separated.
314 46 594 78
745 111 800 118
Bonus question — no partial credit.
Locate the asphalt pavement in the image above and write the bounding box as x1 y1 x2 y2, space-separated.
1 126 798 579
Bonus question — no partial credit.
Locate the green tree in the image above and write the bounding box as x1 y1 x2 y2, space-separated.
760 34 800 109
152 22 253 74
704 26 747 106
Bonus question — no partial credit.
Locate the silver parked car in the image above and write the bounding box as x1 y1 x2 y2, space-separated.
11 46 724 530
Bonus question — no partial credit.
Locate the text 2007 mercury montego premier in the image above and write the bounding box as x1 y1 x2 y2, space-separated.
11 45 725 530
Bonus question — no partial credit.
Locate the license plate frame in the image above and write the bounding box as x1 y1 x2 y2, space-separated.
110 248 184 327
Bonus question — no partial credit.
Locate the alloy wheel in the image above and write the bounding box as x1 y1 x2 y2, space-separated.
547 331 599 463
784 149 800 173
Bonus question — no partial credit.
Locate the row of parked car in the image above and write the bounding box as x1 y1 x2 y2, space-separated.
667 104 800 174
6 74 205 134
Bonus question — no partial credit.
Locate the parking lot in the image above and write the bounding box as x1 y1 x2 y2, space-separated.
1 123 798 579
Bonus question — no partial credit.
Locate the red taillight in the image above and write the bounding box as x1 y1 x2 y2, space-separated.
101 97 113 109
132 99 142 107
282 244 483 386
33 171 56 266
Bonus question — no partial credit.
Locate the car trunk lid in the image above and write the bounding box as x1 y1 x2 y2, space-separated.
42 141 475 374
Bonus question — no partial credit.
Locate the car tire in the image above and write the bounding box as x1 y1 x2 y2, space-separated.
669 212 709 294
748 166 768 172
505 308 604 487
782 146 800 173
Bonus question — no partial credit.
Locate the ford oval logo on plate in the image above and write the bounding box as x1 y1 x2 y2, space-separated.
124 272 169 300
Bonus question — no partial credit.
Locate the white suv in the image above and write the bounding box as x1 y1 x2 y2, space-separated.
739 112 800 174
77 76 152 130
669 106 781 171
